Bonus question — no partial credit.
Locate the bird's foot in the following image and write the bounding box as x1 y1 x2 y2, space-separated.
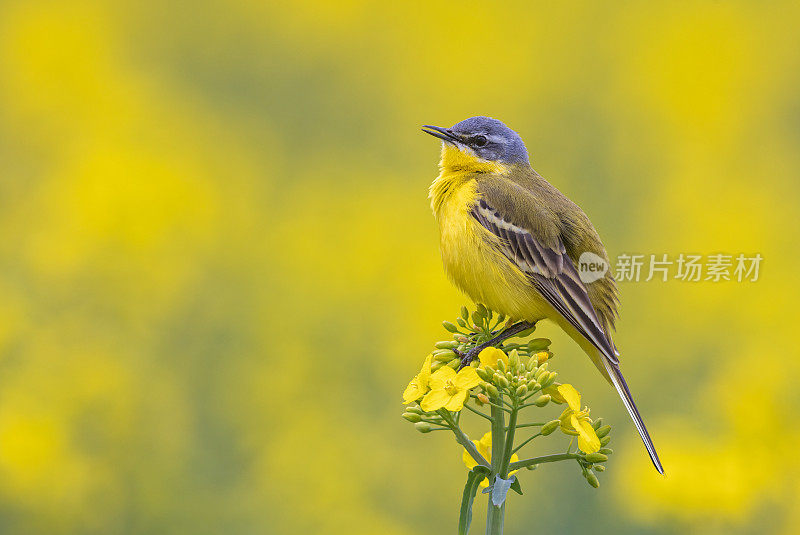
455 348 478 370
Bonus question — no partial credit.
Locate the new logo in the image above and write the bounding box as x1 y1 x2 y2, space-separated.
578 252 608 283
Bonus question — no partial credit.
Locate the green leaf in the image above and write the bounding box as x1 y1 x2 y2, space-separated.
510 475 523 495
459 466 490 535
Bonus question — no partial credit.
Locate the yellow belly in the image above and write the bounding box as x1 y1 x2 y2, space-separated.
432 177 551 322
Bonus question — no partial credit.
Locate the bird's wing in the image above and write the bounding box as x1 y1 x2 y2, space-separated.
471 192 618 364
474 179 663 473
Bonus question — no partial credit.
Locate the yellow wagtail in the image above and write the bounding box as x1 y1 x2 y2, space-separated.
422 116 663 474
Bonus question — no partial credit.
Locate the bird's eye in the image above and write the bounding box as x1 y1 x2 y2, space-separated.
472 135 488 147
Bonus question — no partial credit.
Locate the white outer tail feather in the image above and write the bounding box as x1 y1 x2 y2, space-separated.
601 358 664 475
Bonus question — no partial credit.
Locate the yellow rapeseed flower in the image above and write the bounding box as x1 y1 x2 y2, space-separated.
402 354 433 404
420 366 481 412
556 384 601 454
462 432 519 487
478 347 508 368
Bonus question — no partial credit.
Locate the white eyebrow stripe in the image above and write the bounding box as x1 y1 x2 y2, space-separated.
485 134 508 144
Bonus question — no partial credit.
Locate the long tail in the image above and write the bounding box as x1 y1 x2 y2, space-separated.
601 358 664 475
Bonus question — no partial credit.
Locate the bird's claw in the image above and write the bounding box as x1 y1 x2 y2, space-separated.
456 348 478 370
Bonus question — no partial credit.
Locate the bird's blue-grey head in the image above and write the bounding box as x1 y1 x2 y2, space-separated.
422 116 529 164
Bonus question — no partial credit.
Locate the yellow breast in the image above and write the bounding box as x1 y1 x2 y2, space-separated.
428 149 550 321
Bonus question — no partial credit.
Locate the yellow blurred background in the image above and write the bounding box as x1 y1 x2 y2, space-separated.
1 1 798 533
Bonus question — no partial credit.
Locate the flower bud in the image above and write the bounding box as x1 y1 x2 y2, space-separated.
435 341 459 349
486 384 500 398
405 405 423 414
541 420 560 435
471 311 484 326
402 412 421 423
460 306 469 321
476 393 489 405
593 465 605 472
476 368 491 381
599 448 613 455
517 326 536 338
496 359 506 373
508 350 519 368
586 472 600 488
585 453 608 463
595 425 611 438
497 374 510 389
600 436 611 447
592 418 603 430
456 317 467 328
528 338 552 351
515 384 528 397
526 379 540 391
442 321 459 333
533 394 551 407
540 372 556 388
534 351 550 365
447 359 461 369
433 350 456 361
431 361 445 372
414 422 432 433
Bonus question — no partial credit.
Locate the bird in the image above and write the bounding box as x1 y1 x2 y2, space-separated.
422 116 663 474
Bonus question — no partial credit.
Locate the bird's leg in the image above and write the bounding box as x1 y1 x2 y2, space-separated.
457 321 536 370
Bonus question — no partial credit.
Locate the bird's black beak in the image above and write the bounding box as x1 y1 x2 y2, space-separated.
421 125 462 144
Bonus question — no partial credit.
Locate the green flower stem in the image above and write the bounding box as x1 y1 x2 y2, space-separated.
486 401 506 535
509 422 545 430
498 402 518 478
463 402 493 421
507 453 582 472
511 432 542 455
437 410 490 469
489 402 505 471
486 502 505 535
480 399 512 413
520 391 543 403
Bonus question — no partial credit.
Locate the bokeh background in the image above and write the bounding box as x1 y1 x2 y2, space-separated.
1 1 799 533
